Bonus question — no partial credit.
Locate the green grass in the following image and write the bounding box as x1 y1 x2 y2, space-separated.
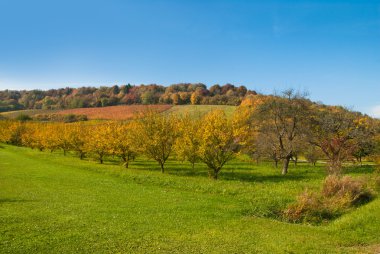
1 144 380 253
0 109 58 119
165 105 236 118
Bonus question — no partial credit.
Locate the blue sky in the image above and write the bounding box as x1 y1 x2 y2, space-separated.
0 0 379 117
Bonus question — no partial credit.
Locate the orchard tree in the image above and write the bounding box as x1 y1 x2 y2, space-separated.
197 110 237 179
351 117 377 165
111 121 137 168
21 122 46 151
55 123 74 155
69 122 89 159
174 114 201 170
84 123 113 164
307 106 371 174
253 90 310 175
304 145 324 166
134 110 177 173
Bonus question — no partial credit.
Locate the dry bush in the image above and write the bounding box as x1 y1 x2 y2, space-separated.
322 175 373 206
283 190 331 224
375 177 380 191
283 175 374 224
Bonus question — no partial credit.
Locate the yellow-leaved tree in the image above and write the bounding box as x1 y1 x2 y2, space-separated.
110 121 137 168
174 114 201 170
84 122 113 164
133 110 177 173
68 122 89 159
197 110 237 180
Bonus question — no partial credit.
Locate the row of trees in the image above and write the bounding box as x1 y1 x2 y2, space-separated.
0 83 256 112
1 91 379 178
0 110 238 179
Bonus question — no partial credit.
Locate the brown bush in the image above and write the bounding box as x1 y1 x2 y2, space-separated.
283 190 331 224
283 175 374 224
322 175 373 206
34 114 88 122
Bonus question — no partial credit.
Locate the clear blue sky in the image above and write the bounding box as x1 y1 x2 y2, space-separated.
0 0 379 117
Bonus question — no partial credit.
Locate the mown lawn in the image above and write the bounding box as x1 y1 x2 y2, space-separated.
1 144 379 253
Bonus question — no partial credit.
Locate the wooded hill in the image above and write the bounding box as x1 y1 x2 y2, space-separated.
0 83 256 112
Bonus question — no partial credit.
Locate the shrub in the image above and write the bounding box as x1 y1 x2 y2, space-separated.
322 175 373 206
16 114 32 121
283 175 374 224
283 190 333 224
33 114 87 122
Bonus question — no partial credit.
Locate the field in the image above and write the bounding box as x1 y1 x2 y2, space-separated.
0 105 237 120
165 105 236 118
0 109 59 119
1 144 380 253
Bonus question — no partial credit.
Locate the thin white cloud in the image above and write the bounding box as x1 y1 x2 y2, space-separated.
370 105 380 119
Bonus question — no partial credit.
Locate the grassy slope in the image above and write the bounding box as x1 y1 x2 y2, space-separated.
165 105 236 118
1 145 379 253
0 105 235 120
0 109 58 119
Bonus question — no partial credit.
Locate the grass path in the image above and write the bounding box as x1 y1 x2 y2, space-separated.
1 145 379 253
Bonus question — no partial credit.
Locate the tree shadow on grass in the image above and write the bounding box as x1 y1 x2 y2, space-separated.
219 171 309 183
344 165 377 175
0 198 35 204
165 163 311 183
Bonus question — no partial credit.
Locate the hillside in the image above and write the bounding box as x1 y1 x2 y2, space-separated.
0 105 237 120
165 105 236 118
0 83 255 113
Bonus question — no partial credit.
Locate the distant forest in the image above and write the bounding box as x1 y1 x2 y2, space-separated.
0 83 256 112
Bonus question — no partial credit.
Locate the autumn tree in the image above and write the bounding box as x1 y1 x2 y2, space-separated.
84 123 113 164
54 123 74 155
174 114 201 170
21 122 46 151
351 117 377 165
133 110 177 173
197 110 237 179
307 106 371 174
68 122 89 159
304 145 324 166
240 90 310 174
110 121 137 168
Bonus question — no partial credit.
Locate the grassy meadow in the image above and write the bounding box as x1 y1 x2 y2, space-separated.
165 105 236 118
0 105 237 121
1 144 380 253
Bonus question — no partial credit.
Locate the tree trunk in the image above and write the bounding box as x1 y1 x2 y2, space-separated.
213 169 218 180
293 155 298 166
275 159 278 168
282 156 291 175
160 162 164 173
191 162 195 171
80 152 84 160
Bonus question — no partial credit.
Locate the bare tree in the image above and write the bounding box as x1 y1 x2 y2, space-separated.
254 89 310 175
